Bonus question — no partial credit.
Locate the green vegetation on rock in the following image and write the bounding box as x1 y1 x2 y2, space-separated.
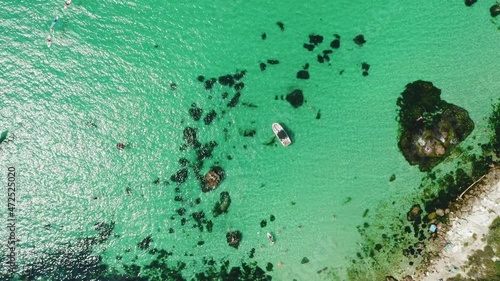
396 81 474 171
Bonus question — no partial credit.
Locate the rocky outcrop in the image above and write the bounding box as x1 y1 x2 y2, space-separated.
226 230 242 249
201 166 225 192
397 81 474 171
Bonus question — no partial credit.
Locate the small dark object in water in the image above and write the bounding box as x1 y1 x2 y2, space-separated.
465 0 477 6
189 103 203 121
117 143 126 150
276 21 284 31
206 220 213 232
270 215 275 221
170 168 188 183
226 230 242 248
227 92 241 107
243 129 256 137
176 208 186 216
154 44 159 48
261 33 267 40
309 34 323 45
242 102 257 108
267 59 279 65
204 110 217 125
195 198 201 204
197 241 205 246
204 78 217 90
233 70 246 80
389 174 396 182
234 82 244 91
221 92 229 99
213 191 231 217
330 39 340 49
303 43 315 51
183 127 200 148
301 257 310 264
260 220 267 228
170 83 177 90
178 158 188 166
218 75 235 87
259 62 267 71
249 248 255 258
317 55 324 63
491 3 500 17
362 71 369 77
286 89 304 108
137 236 152 250
303 63 310 69
353 34 366 46
266 262 273 271
197 75 205 82
263 137 276 146
316 110 321 119
297 70 309 79
361 62 370 71
168 228 174 233
174 195 183 202
153 178 160 185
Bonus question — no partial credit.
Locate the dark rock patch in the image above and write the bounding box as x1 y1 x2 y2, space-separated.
267 59 279 65
213 191 231 217
260 220 267 228
137 235 152 250
170 168 188 184
277 21 284 31
178 158 188 166
362 62 370 71
197 75 205 82
233 70 246 80
204 110 217 125
242 102 257 108
297 70 309 79
259 62 267 71
491 3 500 17
176 208 186 216
243 129 256 137
261 33 267 40
197 241 204 246
226 230 242 249
465 0 477 6
117 143 126 150
204 78 217 90
396 80 474 171
170 83 177 90
249 248 255 258
205 220 213 232
303 43 315 51
234 82 244 91
286 89 304 108
221 92 228 99
183 127 200 148
330 38 340 49
227 92 241 107
353 34 366 46
189 103 203 121
218 75 235 87
309 34 324 45
266 262 273 271
301 257 310 264
316 110 321 119
270 215 275 221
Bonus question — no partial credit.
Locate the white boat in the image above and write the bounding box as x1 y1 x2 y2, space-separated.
272 123 291 147
267 232 274 245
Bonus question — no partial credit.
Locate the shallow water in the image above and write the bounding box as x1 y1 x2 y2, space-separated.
0 0 499 280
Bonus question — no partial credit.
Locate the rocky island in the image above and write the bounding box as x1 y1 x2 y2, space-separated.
397 81 475 171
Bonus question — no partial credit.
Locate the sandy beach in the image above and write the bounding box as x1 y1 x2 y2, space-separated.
412 166 500 280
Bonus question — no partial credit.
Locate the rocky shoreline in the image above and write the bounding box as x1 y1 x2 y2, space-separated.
413 166 500 280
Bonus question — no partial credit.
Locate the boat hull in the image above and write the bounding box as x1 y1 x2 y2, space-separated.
272 123 291 147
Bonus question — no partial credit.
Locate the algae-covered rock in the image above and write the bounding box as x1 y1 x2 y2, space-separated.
396 81 474 171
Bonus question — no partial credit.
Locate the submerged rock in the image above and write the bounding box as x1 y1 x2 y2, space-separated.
296 70 310 79
276 21 284 31
189 103 203 121
286 89 304 108
202 166 225 192
170 168 188 184
204 110 217 125
226 230 242 248
396 81 474 171
183 127 200 148
465 0 477 6
353 34 366 46
213 191 231 217
491 3 500 17
407 204 422 221
227 92 241 107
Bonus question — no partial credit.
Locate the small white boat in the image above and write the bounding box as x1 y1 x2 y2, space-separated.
267 232 274 245
272 123 291 147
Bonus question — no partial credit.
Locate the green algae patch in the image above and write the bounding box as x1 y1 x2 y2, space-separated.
397 81 475 172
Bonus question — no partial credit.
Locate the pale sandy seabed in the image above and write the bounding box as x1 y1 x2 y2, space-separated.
407 166 500 281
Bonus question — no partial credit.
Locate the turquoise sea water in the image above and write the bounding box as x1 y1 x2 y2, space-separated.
0 0 499 280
